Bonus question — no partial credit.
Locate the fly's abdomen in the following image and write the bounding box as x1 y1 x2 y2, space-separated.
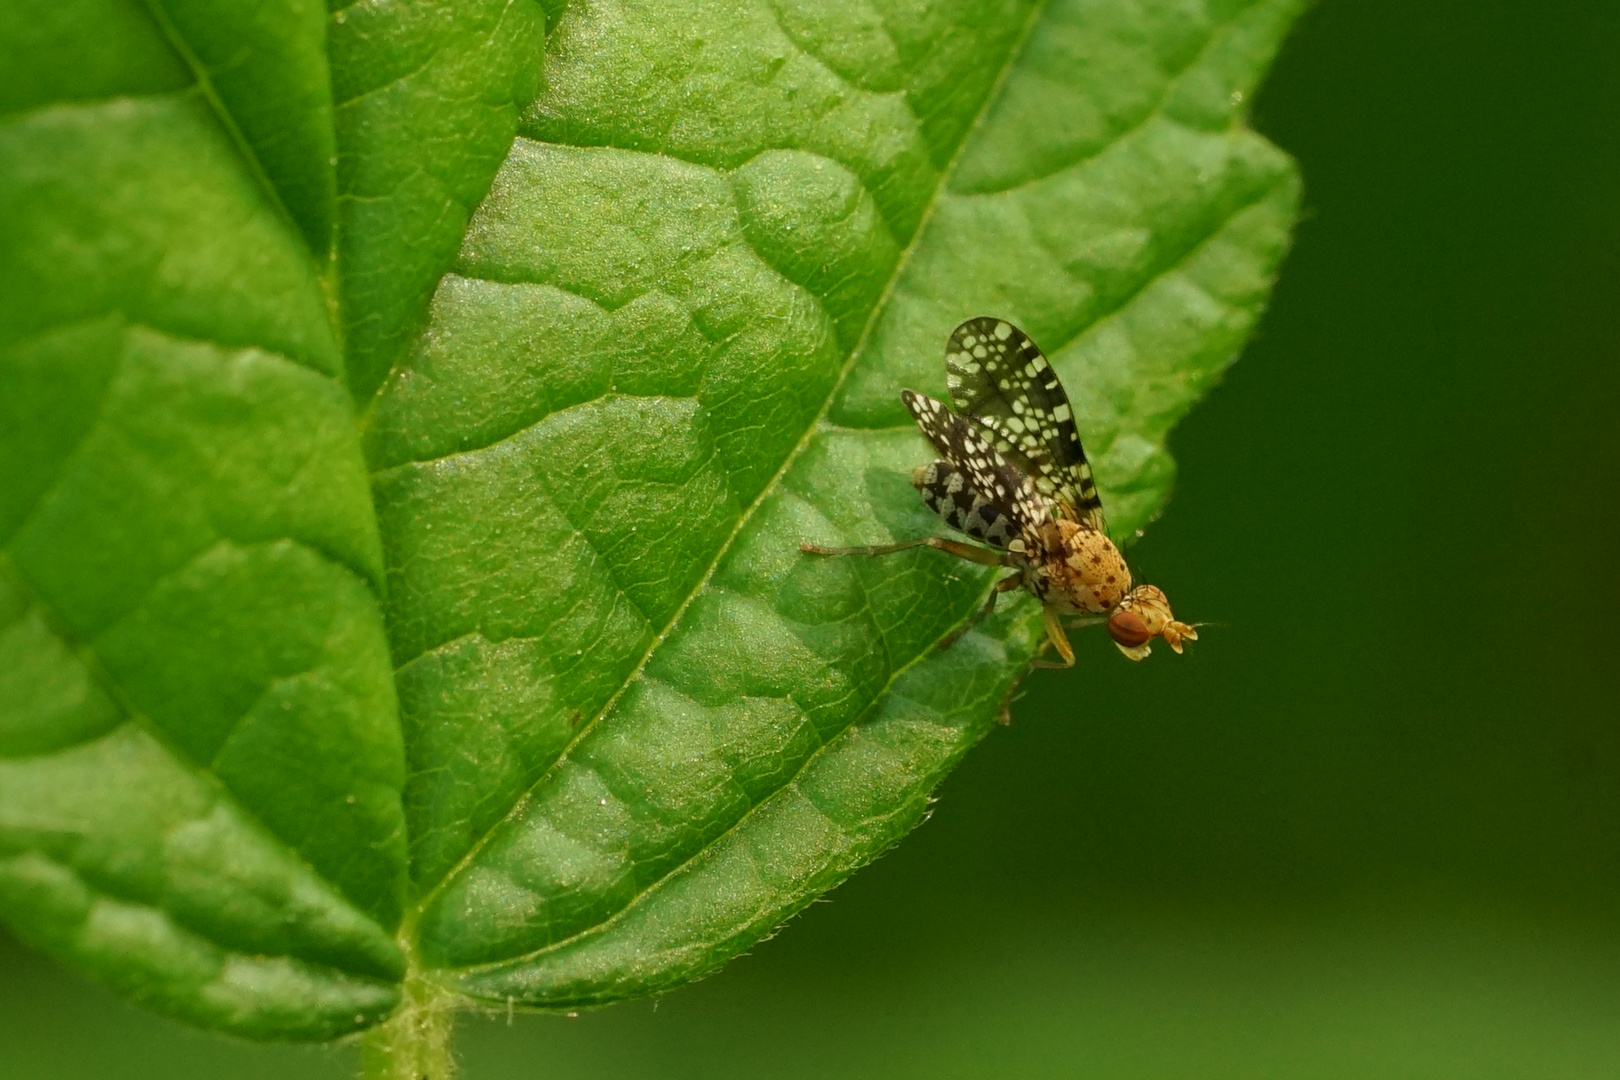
912 461 1014 548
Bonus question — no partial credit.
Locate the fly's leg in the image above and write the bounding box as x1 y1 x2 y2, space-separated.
801 536 1007 567
937 572 1023 652
1064 615 1108 630
1031 605 1076 669
802 537 1018 653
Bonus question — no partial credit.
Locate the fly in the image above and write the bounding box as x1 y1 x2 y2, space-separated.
803 317 1196 664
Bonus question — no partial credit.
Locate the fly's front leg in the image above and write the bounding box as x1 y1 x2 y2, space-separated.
937 571 1023 652
1064 615 1108 630
801 536 1006 567
1031 605 1076 669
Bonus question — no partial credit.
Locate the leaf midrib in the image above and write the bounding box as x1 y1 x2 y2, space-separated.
408 0 1058 925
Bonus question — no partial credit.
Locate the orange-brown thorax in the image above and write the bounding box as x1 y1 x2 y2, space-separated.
1030 518 1132 615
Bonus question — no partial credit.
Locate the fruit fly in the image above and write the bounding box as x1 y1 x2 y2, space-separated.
804 317 1196 664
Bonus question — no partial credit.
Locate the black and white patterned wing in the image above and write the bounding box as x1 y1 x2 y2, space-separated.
900 389 1050 552
913 461 1020 548
944 317 1106 533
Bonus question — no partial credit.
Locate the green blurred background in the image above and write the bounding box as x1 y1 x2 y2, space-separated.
6 0 1618 1075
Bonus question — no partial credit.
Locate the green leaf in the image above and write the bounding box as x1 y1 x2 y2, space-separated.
0 0 543 1040
378 0 1303 1006
329 0 548 399
0 0 1302 1041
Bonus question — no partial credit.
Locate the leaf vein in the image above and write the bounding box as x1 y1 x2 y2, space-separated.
0 558 393 969
137 1 317 264
953 0 1267 198
446 586 969 976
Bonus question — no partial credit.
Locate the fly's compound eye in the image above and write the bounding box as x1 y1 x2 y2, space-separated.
1107 609 1152 649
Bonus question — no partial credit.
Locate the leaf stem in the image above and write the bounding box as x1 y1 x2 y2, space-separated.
360 975 457 1080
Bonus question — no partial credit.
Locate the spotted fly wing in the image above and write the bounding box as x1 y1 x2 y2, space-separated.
913 461 1019 548
943 317 1105 533
900 389 1049 552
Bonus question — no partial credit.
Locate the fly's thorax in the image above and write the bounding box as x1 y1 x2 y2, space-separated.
1035 518 1132 614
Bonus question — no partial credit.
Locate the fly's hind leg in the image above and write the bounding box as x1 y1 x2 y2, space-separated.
801 536 1007 566
937 571 1023 652
802 536 1018 653
803 537 1017 650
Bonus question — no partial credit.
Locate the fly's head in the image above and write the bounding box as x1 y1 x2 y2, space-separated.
1107 584 1197 661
